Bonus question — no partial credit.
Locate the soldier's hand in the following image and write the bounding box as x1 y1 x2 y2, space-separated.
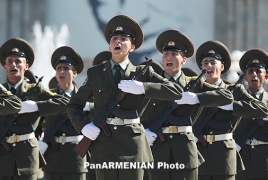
18 100 38 114
118 80 145 95
83 102 90 111
38 140 48 154
174 92 199 105
145 129 157 146
218 102 233 111
81 122 100 140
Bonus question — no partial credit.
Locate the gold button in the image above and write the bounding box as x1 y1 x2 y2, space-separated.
62 133 66 136
99 90 101 92
114 126 117 130
12 143 16 147
170 135 173 138
153 103 156 106
117 104 120 107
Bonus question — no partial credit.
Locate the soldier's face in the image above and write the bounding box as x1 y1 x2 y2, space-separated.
244 67 267 92
4 55 29 81
55 63 77 86
109 34 135 63
201 57 224 83
162 50 186 77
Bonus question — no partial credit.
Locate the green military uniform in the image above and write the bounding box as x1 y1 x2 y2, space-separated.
147 30 233 180
235 49 268 180
0 84 21 114
42 46 91 180
67 15 184 180
0 38 69 180
194 41 267 180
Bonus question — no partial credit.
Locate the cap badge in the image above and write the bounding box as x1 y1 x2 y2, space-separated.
116 26 123 31
12 48 19 52
60 56 67 60
208 50 215 54
168 41 175 46
252 59 259 63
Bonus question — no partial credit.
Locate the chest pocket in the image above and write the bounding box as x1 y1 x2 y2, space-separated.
94 84 110 104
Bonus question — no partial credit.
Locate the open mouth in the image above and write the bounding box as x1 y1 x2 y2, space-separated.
114 46 121 51
251 79 258 83
59 76 65 80
10 69 18 73
166 62 173 67
206 70 213 75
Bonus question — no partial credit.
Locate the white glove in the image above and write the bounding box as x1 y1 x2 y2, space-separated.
218 102 233 111
263 116 268 121
145 129 157 146
194 136 199 143
83 102 90 111
174 92 199 105
18 100 38 114
118 80 145 95
236 143 241 152
38 140 48 154
81 122 101 140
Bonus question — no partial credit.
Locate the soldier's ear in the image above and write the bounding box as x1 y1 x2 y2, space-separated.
265 74 268 80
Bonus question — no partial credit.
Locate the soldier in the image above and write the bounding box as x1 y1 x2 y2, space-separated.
39 46 92 180
235 49 268 180
0 38 69 180
193 41 267 180
67 14 184 180
145 30 233 180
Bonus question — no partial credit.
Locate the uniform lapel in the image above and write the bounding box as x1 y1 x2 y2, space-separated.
101 61 117 89
122 62 136 80
178 72 187 88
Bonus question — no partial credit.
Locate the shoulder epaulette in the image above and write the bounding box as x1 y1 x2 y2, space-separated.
152 72 166 81
0 84 9 94
45 89 57 96
203 82 219 89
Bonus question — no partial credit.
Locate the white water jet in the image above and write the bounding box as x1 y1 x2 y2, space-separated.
29 21 69 89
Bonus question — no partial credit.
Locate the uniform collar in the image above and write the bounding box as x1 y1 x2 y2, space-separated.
247 88 264 99
110 58 129 70
164 71 182 82
7 79 23 90
58 84 74 97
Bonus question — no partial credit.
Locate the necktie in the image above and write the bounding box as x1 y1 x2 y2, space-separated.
113 64 122 85
169 77 175 82
251 93 258 100
10 87 16 95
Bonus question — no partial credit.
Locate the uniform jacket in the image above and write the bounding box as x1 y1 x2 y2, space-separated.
67 60 184 164
195 81 267 176
42 85 88 173
0 86 21 115
235 90 268 178
0 80 69 176
148 72 233 171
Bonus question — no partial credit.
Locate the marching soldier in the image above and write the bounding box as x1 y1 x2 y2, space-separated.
67 15 184 180
145 30 233 180
40 46 91 180
193 41 267 180
0 38 69 180
235 49 268 180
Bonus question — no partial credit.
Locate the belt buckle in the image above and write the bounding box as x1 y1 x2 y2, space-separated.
206 135 215 144
168 126 178 133
59 136 66 145
114 117 124 125
9 134 20 143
